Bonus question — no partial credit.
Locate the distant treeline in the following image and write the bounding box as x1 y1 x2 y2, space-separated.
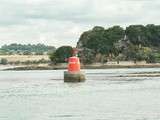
0 43 56 55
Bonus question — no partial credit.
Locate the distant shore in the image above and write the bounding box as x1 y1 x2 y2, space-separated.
2 63 160 71
1 55 160 71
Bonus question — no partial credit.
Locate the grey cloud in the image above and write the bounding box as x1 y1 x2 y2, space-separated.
0 0 159 47
0 0 159 25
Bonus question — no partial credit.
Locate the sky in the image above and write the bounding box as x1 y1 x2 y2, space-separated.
0 0 159 48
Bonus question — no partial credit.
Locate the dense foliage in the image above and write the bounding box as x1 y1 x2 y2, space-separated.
0 43 55 55
78 26 124 55
77 25 160 64
0 58 8 65
49 46 73 64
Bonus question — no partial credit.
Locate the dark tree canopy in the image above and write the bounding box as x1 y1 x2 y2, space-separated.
78 26 124 55
126 25 148 46
50 46 73 63
77 24 160 63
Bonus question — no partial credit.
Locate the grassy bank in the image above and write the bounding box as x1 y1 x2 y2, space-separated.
0 55 49 62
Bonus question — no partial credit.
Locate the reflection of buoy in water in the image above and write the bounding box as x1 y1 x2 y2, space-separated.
64 48 85 82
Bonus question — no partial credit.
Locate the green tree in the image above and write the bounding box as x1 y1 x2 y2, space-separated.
78 26 124 57
126 25 149 46
49 46 73 63
103 26 125 56
146 24 160 47
0 58 8 65
78 48 95 64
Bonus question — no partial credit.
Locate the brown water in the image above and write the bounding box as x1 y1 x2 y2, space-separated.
0 68 160 120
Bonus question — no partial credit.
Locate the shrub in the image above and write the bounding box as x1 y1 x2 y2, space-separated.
49 46 73 64
0 58 8 65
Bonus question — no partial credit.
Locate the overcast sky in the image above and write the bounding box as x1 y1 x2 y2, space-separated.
0 0 159 47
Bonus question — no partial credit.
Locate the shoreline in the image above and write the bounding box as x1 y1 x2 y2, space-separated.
2 63 160 71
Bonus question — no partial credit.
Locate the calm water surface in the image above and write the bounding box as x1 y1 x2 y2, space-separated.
0 68 160 120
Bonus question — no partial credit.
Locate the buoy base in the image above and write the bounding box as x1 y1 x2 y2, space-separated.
64 71 86 82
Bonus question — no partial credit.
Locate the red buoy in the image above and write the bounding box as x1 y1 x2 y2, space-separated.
68 56 80 73
64 47 85 82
